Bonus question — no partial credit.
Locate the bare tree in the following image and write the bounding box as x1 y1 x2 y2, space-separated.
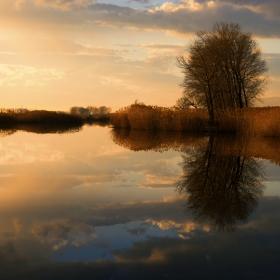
177 22 268 124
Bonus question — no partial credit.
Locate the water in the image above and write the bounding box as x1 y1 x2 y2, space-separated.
0 125 280 279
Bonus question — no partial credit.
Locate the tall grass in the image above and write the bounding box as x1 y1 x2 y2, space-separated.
111 104 280 137
215 107 280 137
111 104 208 132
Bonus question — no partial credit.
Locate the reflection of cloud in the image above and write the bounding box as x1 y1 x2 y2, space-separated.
241 214 280 233
12 218 23 234
0 196 279 278
52 239 68 251
32 219 94 238
147 219 210 238
126 227 147 236
0 142 64 164
90 239 113 249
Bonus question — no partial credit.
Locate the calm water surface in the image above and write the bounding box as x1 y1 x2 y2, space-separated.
0 125 280 279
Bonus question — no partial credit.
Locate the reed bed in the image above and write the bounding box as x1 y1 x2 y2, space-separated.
111 104 208 132
111 104 280 137
216 107 280 137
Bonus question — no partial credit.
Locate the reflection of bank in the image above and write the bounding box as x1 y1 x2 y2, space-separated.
0 124 82 136
176 136 266 232
110 128 207 152
110 128 280 165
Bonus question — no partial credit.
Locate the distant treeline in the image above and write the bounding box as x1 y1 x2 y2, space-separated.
0 108 29 114
69 106 112 115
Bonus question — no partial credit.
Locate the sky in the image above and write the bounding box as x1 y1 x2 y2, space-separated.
1 0 280 111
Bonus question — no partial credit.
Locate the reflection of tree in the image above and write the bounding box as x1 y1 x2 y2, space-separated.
0 125 82 135
175 136 266 232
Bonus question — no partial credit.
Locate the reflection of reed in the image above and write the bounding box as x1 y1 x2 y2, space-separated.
175 136 266 232
0 129 16 137
111 128 280 165
110 129 207 152
0 124 82 135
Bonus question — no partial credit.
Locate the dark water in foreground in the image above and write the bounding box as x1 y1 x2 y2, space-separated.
0 125 280 279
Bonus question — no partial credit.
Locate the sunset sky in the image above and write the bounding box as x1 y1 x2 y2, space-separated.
1 0 280 111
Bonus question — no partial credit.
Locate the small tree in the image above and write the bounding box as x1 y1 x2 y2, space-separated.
175 96 198 109
177 22 268 124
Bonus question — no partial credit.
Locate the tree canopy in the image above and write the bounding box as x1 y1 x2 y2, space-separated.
177 22 268 124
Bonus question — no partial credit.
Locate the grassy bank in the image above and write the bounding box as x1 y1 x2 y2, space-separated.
111 104 280 137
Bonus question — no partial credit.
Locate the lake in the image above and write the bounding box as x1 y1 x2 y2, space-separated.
0 125 280 279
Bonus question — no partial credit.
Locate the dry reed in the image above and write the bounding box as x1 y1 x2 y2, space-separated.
111 104 208 132
111 104 280 137
215 107 280 137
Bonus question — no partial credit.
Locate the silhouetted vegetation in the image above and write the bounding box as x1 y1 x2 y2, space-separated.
177 22 268 124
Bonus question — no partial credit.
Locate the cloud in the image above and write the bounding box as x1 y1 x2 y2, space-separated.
0 64 64 87
16 0 96 10
139 43 185 50
218 0 280 19
2 1 279 38
129 0 149 3
0 38 121 56
31 219 95 250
